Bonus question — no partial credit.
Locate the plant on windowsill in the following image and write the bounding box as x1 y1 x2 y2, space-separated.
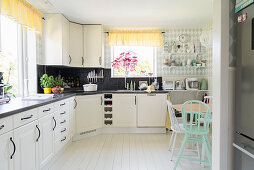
112 51 138 88
40 74 54 94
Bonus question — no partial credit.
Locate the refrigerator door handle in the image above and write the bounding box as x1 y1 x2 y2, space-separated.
233 143 254 159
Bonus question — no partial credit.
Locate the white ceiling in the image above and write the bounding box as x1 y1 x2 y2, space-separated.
34 0 213 28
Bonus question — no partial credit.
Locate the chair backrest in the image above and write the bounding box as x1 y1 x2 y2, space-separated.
204 96 213 104
181 100 211 135
166 100 181 132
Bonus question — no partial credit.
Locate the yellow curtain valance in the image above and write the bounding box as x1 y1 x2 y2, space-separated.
1 0 44 33
108 30 163 47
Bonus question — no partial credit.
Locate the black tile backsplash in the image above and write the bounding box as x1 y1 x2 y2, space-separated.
37 65 162 93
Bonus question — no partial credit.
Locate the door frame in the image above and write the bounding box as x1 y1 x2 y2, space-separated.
212 0 233 170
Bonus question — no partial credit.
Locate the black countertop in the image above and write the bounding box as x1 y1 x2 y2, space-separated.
0 93 75 119
0 90 168 119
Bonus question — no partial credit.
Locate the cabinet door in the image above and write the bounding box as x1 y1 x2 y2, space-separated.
75 95 103 134
69 22 83 67
83 25 103 67
68 97 76 138
137 94 167 127
0 131 14 170
113 94 137 127
62 16 70 66
38 114 54 168
13 121 38 170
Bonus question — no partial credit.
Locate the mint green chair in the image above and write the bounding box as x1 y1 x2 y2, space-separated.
174 100 212 170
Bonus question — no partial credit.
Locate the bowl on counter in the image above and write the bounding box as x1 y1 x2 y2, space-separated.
52 87 64 94
83 84 97 91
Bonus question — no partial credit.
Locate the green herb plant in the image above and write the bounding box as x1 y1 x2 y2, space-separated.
40 74 54 88
54 76 64 87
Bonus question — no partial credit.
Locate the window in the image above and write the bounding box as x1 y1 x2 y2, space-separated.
111 46 156 77
0 15 18 94
0 15 37 96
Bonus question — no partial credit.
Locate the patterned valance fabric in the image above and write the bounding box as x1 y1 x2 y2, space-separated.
1 0 44 33
108 30 163 47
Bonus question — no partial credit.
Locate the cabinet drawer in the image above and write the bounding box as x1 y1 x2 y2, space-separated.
0 116 13 135
55 116 69 131
54 108 69 119
54 125 68 140
13 108 38 128
38 104 54 118
55 135 68 153
53 99 69 111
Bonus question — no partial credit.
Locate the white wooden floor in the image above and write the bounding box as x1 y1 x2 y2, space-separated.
49 133 210 170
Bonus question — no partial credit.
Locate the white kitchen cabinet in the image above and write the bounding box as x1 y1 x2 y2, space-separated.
13 120 39 170
44 14 70 66
83 25 104 67
69 22 84 67
38 114 54 169
68 97 76 138
75 95 103 134
113 94 137 127
0 131 14 170
137 94 167 127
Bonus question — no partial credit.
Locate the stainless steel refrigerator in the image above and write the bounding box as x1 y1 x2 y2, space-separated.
234 2 254 170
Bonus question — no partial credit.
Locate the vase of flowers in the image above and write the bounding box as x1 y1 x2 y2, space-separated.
112 51 138 88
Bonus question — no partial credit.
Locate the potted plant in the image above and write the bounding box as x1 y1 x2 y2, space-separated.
52 76 64 94
40 74 54 94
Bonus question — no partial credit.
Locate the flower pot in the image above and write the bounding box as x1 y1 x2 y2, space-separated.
43 88 52 94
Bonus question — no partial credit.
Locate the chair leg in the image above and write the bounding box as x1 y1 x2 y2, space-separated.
171 132 177 161
168 131 175 151
196 141 201 164
174 133 188 170
202 135 212 167
204 135 212 152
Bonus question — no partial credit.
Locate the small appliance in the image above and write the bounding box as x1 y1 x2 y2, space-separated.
175 80 185 90
185 78 199 90
162 81 175 90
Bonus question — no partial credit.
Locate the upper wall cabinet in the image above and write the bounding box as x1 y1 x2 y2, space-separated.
83 25 104 67
69 22 84 67
44 14 70 66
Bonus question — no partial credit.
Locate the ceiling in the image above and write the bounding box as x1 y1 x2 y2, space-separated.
32 0 213 28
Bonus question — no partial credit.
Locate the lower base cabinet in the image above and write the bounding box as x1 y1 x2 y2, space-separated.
13 120 39 170
0 131 14 170
137 94 167 127
113 94 137 127
38 114 54 168
75 95 103 134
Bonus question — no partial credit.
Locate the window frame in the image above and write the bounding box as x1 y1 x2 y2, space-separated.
111 46 157 78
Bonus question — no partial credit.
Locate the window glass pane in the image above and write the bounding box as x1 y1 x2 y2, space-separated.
0 15 18 94
112 46 155 77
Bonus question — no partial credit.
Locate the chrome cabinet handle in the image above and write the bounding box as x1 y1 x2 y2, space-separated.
99 56 102 65
61 137 66 142
53 117 57 131
82 57 84 66
101 96 103 105
69 55 72 64
74 99 77 109
43 108 51 112
60 120 66 124
21 115 33 120
135 96 136 105
60 111 66 115
36 125 41 142
60 103 66 106
0 125 4 130
61 128 67 133
10 137 16 159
